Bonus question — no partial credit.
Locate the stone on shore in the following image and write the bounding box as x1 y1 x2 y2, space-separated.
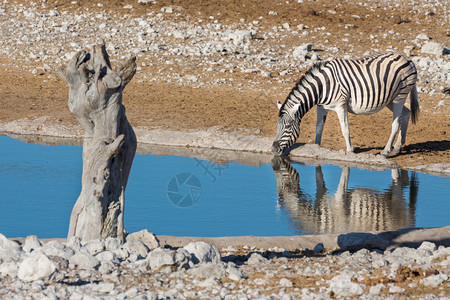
337 232 389 251
183 241 221 264
17 253 56 282
126 229 160 250
0 234 22 262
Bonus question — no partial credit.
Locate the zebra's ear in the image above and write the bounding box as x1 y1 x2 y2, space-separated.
277 101 282 110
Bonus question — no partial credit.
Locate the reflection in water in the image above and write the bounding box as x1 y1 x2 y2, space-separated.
272 157 418 234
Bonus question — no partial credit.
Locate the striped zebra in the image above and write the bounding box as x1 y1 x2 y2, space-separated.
271 51 419 157
271 156 417 234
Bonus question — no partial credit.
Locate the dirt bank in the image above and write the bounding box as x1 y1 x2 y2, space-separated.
0 0 449 168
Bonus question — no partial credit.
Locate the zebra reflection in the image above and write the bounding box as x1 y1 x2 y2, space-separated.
271 157 417 234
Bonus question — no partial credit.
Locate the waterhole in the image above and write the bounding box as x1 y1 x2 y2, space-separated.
0 135 448 238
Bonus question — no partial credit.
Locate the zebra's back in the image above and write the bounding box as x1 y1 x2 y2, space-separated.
325 52 417 115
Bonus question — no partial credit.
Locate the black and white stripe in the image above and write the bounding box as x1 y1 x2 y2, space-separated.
272 51 419 157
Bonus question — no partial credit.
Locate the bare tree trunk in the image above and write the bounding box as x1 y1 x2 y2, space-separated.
57 44 137 241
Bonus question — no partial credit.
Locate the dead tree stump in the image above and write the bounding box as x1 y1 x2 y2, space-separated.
58 44 137 241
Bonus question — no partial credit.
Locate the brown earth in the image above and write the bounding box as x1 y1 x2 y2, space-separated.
0 0 449 168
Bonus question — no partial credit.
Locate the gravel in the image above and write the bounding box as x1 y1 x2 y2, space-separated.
0 0 448 97
4 232 449 299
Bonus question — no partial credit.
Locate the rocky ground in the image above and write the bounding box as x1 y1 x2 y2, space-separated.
0 0 449 167
0 0 450 298
1 229 450 299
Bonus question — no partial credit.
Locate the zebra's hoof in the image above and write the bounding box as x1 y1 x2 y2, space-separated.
391 148 401 156
380 152 389 158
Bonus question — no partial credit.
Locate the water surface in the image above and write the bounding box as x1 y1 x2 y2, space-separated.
0 135 448 238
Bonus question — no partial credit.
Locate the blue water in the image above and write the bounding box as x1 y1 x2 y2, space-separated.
0 135 449 238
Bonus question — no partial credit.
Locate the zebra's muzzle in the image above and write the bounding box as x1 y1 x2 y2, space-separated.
271 141 285 156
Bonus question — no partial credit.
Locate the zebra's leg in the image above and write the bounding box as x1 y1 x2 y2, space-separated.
382 100 405 157
392 106 411 155
315 106 328 145
335 105 354 152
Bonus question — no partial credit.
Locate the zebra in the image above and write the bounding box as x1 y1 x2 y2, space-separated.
271 51 419 157
271 156 417 234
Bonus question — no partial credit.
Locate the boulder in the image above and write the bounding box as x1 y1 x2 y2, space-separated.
123 239 150 258
0 234 22 261
147 247 188 270
83 238 106 255
17 253 56 282
22 235 43 253
41 240 75 260
247 252 268 265
95 250 120 266
105 237 122 251
183 241 221 264
189 263 226 279
337 232 389 251
126 229 160 250
69 252 100 270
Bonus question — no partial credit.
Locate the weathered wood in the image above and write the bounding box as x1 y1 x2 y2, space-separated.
58 44 137 241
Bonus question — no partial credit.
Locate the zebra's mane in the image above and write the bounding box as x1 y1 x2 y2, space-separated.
279 61 327 116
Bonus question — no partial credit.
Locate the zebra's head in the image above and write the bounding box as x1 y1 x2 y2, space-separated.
271 101 301 156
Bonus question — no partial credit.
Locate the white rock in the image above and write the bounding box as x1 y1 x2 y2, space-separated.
123 239 150 258
0 234 22 261
126 229 160 250
292 43 312 60
95 250 120 265
418 241 437 252
198 277 220 288
389 285 405 293
279 278 293 287
369 283 384 295
48 10 59 17
421 42 445 55
161 6 173 13
247 252 268 265
227 266 243 281
69 252 100 270
0 261 19 278
189 262 226 279
41 240 75 260
330 278 365 296
105 237 122 251
420 273 449 287
183 241 221 264
98 261 115 274
23 235 42 253
67 236 82 251
227 30 254 47
18 253 56 282
91 282 116 293
416 33 429 40
83 238 105 255
147 247 187 270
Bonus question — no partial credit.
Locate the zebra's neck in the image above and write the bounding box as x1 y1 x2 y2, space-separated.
280 62 327 119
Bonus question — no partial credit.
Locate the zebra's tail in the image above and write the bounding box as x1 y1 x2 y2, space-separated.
410 84 419 124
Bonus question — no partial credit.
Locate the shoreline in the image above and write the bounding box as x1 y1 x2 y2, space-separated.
11 225 450 252
1 117 449 176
